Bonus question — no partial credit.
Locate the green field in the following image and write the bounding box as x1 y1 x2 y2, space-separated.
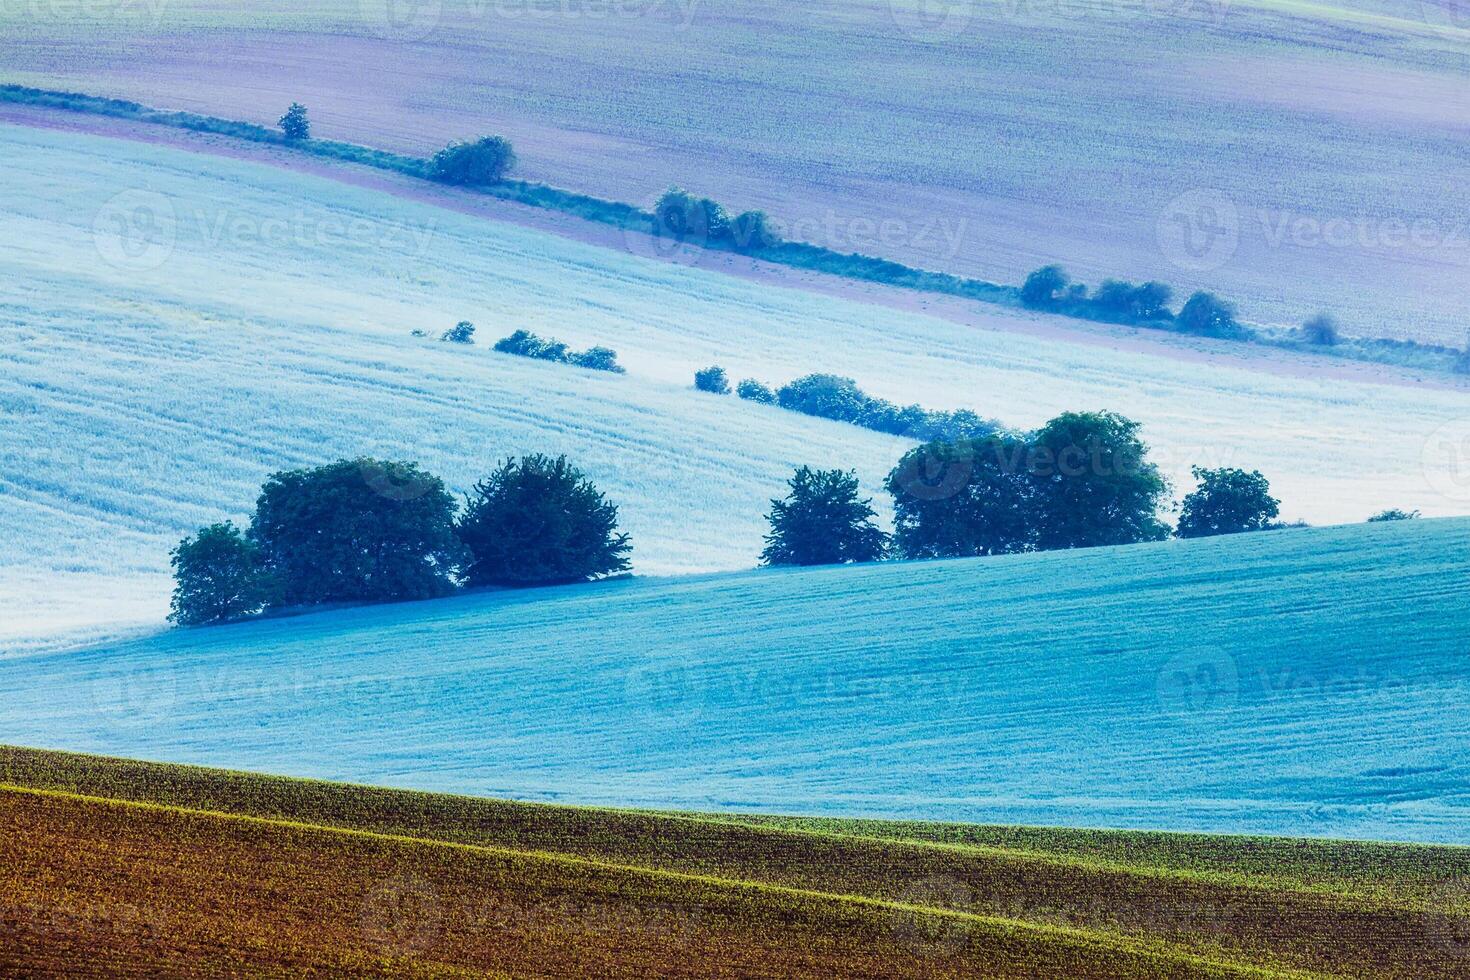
0 747 1466 977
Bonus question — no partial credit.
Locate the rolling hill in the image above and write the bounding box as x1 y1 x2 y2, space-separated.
5 0 1470 343
4 120 1468 652
2 517 1466 843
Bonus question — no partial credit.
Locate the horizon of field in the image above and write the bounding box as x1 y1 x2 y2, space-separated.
6 0 1470 345
3 517 1467 844
6 120 1470 651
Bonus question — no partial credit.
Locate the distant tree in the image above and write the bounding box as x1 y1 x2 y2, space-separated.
1176 292 1248 340
570 346 625 373
1176 466 1280 539
1300 313 1339 346
429 136 516 186
494 329 570 362
694 366 731 394
736 379 776 403
887 436 1036 559
730 210 780 252
761 467 888 566
1091 279 1173 323
776 374 869 423
168 521 274 626
1020 264 1069 308
457 454 632 586
857 398 928 437
1367 508 1419 522
249 459 461 606
653 187 731 245
1028 411 1171 550
441 321 475 344
279 103 310 141
910 409 1000 443
1130 281 1174 321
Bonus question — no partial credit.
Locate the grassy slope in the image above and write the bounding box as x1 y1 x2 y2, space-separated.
4 0 1470 344
3 746 1468 978
2 517 1467 843
5 122 1469 650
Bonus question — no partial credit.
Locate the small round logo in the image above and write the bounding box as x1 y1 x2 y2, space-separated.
359 0 443 41
623 658 705 730
889 441 976 502
1156 648 1239 720
88 663 179 729
619 205 711 269
360 875 441 956
888 876 973 957
93 190 177 272
1156 189 1239 272
1419 0 1470 29
1422 418 1470 504
359 459 437 502
887 0 977 42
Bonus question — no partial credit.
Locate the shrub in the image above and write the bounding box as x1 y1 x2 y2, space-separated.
761 467 888 566
1090 279 1174 323
249 458 461 606
1027 411 1171 550
1020 264 1069 308
1300 313 1339 346
279 103 310 141
730 210 780 252
494 329 569 362
429 136 516 186
886 436 1036 559
570 346 625 373
1176 466 1280 539
653 187 731 246
457 454 631 586
776 373 869 423
168 521 274 626
1176 292 1249 340
906 409 1000 443
1367 508 1419 522
694 366 730 394
441 321 475 344
737 379 776 403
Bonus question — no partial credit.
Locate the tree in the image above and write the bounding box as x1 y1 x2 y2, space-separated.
730 210 780 252
694 366 730 394
1028 411 1170 550
494 329 569 362
776 374 869 422
429 136 516 186
737 379 776 403
457 454 631 587
1367 508 1419 522
169 521 274 626
1176 466 1280 539
249 459 461 606
653 187 731 246
887 436 1036 559
1300 313 1339 346
441 321 475 343
1091 279 1172 322
570 346 625 373
1177 292 1248 340
1020 264 1069 308
761 467 888 566
279 103 310 141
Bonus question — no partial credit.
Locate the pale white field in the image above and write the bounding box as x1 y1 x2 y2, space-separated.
3 122 1469 651
5 0 1470 343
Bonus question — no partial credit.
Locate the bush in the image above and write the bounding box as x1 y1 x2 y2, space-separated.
653 187 731 246
429 136 516 186
1176 466 1280 539
1090 279 1174 323
279 103 310 141
776 373 869 423
736 379 776 403
249 458 462 606
1020 264 1069 308
457 454 632 586
441 321 475 344
1300 313 1339 346
570 346 625 373
168 521 274 626
886 436 1036 559
1367 508 1419 522
761 467 888 566
1176 292 1249 340
730 210 780 252
694 366 730 394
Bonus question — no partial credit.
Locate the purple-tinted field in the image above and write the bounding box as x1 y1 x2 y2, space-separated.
5 0 1470 344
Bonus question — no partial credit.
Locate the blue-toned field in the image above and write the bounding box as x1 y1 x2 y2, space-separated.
4 516 1467 844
